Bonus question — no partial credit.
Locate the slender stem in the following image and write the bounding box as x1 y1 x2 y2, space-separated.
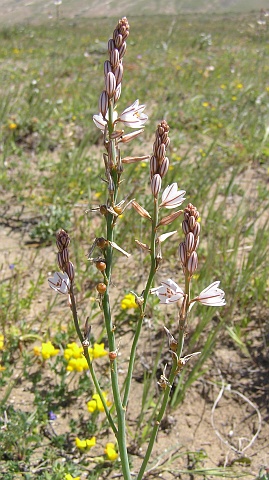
123 198 158 409
69 286 117 436
98 101 131 480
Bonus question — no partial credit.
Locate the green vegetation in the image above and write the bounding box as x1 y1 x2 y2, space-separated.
0 10 268 479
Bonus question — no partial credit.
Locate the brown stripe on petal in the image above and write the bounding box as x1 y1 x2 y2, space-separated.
187 251 198 275
157 210 183 227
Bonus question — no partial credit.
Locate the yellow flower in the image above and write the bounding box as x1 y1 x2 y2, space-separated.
75 436 96 451
236 83 243 89
87 392 112 413
121 293 138 310
202 101 209 107
232 96 237 101
64 342 83 360
9 122 17 130
65 475 80 480
35 341 59 360
104 442 118 461
13 48 20 54
0 334 4 351
0 366 6 372
266 86 269 92
33 346 41 356
91 343 108 359
66 356 88 372
220 84 226 89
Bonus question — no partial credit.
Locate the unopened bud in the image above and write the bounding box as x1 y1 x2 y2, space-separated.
150 155 158 178
105 72 116 97
122 155 150 164
182 220 190 235
56 229 70 251
107 38 115 52
114 62 123 86
187 251 198 275
159 157 169 178
157 143 166 160
110 48 120 67
57 252 65 270
193 222 200 238
186 232 195 253
65 261 75 282
114 33 123 48
151 174 162 197
118 41 126 59
114 83 121 102
104 60 112 75
188 215 196 230
99 90 109 117
179 242 187 265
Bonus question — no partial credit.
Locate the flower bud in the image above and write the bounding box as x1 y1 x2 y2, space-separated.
118 41 126 59
107 38 115 52
157 210 183 227
104 60 112 76
61 247 69 264
132 200 152 219
187 252 198 275
110 48 119 67
114 63 123 86
99 90 109 117
193 222 200 238
157 143 166 160
57 252 65 270
105 72 116 98
182 220 190 235
114 83 121 102
179 242 187 265
186 232 195 253
114 33 123 48
188 215 196 230
65 261 75 282
56 229 70 250
150 155 158 178
159 157 169 178
151 174 162 197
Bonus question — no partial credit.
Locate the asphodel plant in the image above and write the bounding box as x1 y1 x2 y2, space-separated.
48 17 226 480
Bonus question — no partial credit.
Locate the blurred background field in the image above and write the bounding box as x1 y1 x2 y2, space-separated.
0 1 269 479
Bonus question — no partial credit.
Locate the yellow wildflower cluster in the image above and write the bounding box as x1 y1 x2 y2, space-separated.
33 341 59 360
75 436 96 451
87 392 112 413
64 342 108 372
121 293 138 310
104 442 118 461
0 334 4 351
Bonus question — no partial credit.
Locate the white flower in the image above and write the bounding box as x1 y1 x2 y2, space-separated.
48 272 70 294
159 183 186 209
194 281 226 306
93 113 107 132
117 99 148 128
150 279 184 304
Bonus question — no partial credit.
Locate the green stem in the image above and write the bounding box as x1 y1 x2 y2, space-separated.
99 102 131 480
123 198 158 409
69 286 117 436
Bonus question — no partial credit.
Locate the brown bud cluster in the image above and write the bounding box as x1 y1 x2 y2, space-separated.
179 204 200 276
99 17 130 113
56 229 75 282
150 120 170 197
